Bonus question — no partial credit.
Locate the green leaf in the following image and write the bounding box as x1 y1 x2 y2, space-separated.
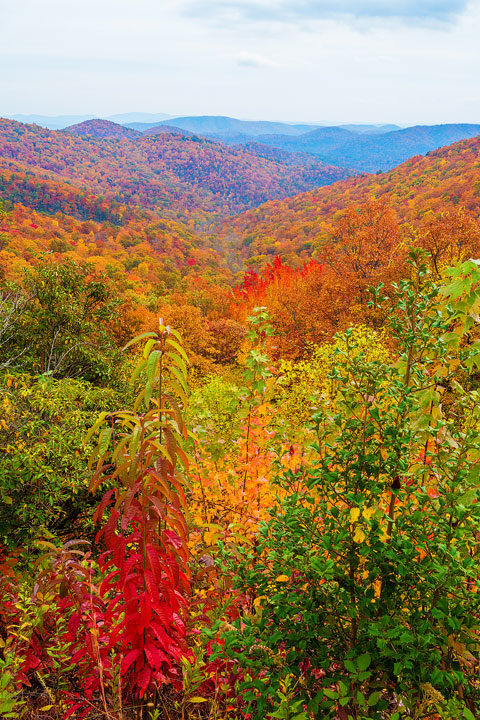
84 411 108 445
147 350 162 384
344 660 356 673
169 365 189 396
367 691 380 707
167 350 188 379
98 427 112 456
166 337 189 365
122 331 156 350
356 653 371 671
356 690 366 707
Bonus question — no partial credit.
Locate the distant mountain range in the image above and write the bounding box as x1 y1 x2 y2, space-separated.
126 115 322 136
9 110 480 175
125 116 401 148
134 118 480 173
97 115 480 173
217 132 480 267
7 112 172 130
249 123 480 172
6 112 400 137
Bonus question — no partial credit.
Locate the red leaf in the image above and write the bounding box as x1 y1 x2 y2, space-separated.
121 648 142 675
144 642 165 670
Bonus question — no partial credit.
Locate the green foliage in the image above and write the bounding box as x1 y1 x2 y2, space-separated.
219 256 480 719
189 375 242 461
188 307 275 463
0 662 23 718
0 372 123 547
244 306 274 389
1 258 122 383
277 325 391 429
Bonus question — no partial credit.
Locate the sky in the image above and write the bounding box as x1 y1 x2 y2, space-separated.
2 0 480 125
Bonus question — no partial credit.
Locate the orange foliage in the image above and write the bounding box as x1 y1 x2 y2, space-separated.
231 201 403 357
217 134 480 268
0 203 232 296
191 404 307 537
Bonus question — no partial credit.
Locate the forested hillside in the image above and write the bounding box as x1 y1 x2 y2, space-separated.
218 133 480 267
0 119 352 225
134 116 480 173
246 123 480 171
2 118 480 720
63 119 142 139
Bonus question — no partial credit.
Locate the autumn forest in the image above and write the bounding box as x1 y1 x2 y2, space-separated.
2 110 480 720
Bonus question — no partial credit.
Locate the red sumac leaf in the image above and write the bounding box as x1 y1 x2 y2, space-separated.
146 545 162 584
144 642 164 670
121 648 142 675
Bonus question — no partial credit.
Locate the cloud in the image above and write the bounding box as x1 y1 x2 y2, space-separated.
236 51 279 67
182 0 469 25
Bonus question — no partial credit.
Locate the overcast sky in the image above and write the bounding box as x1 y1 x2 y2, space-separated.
2 0 480 124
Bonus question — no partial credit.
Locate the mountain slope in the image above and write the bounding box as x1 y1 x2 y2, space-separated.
217 133 480 265
141 124 197 137
64 119 141 139
250 123 480 172
0 164 232 292
142 115 320 136
0 156 139 225
0 118 353 224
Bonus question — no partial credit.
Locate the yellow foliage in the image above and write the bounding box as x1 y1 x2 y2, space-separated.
276 325 391 430
349 507 361 523
353 527 366 543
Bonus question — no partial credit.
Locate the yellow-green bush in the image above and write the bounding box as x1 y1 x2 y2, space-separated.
275 325 391 430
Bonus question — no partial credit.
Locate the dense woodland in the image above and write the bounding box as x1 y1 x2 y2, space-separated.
1 117 480 720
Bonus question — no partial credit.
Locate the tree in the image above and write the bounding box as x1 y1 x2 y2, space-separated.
1 258 122 382
418 208 480 278
320 198 403 300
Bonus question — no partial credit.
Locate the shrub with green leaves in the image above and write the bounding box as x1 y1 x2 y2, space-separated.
275 325 391 431
0 258 122 383
0 373 124 547
188 375 242 462
219 255 480 720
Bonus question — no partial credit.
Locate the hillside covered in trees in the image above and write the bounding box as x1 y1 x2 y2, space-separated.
0 119 351 226
2 116 480 720
123 116 480 173
217 133 480 268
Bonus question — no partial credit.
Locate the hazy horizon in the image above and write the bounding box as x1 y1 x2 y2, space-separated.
4 112 411 128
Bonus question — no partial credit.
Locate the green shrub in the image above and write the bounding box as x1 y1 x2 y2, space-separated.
219 256 480 719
